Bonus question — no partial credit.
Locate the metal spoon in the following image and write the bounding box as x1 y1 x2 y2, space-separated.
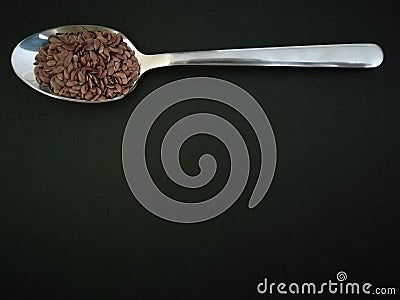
11 25 384 103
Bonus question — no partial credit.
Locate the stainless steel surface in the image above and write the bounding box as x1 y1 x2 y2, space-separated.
11 25 384 103
146 44 383 69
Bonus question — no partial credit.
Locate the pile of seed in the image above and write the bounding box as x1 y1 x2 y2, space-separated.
34 28 140 101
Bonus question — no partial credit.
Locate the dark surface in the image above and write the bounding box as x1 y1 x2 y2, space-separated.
1 0 399 299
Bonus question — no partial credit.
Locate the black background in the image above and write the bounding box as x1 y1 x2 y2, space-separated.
1 0 399 299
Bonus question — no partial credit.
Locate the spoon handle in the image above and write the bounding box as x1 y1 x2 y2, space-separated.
147 44 383 69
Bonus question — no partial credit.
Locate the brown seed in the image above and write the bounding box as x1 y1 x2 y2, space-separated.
85 67 96 73
64 51 73 66
110 55 119 62
39 48 47 56
98 54 106 64
84 41 94 51
74 44 82 53
71 85 81 91
69 89 80 95
53 66 65 74
122 78 128 85
130 72 138 81
59 35 69 44
107 66 115 75
63 69 70 80
70 69 77 81
44 66 55 72
97 36 107 45
54 76 65 87
106 88 113 97
78 71 85 83
94 38 100 50
115 83 122 93
118 43 127 51
89 50 97 61
109 46 122 54
67 63 74 73
80 56 87 65
130 64 140 72
115 72 126 79
49 43 58 50
39 75 50 84
47 60 57 66
62 44 75 51
84 91 93 100
92 76 99 86
114 61 120 72
110 34 121 47
82 29 93 39
114 53 125 60
106 61 114 69
60 50 69 60
66 80 78 87
81 84 87 94
123 87 130 94
98 42 104 54
96 66 103 77
56 73 64 81
50 79 60 91
108 34 117 45
49 36 61 44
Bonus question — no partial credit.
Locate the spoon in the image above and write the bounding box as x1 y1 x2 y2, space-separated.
11 25 384 103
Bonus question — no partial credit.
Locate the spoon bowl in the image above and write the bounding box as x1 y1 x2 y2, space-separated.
12 25 384 103
11 25 144 103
